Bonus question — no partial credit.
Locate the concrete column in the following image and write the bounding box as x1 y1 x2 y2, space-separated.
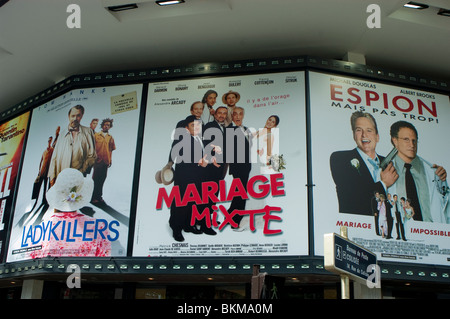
21 279 44 299
343 52 366 65
353 281 382 299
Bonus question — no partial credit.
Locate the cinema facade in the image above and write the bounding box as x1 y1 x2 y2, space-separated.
0 56 449 299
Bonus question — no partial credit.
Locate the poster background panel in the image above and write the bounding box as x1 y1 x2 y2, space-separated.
133 71 308 257
6 84 143 262
310 71 450 266
0 111 30 262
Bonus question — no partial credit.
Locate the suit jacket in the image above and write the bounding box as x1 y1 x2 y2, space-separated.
173 134 206 190
227 125 252 179
388 155 450 223
330 148 386 216
203 120 228 181
167 118 204 163
203 121 227 163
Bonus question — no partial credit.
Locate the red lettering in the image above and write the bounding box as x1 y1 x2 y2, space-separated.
201 181 219 204
392 96 414 113
181 183 202 206
330 84 343 101
247 175 270 198
270 173 285 196
156 173 286 209
156 186 181 210
219 179 227 202
191 205 212 228
262 205 282 235
382 93 389 109
226 178 248 201
365 90 379 106
347 87 361 104
417 100 437 117
190 204 283 234
218 205 238 230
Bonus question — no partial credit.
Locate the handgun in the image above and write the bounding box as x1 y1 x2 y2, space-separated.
380 147 397 170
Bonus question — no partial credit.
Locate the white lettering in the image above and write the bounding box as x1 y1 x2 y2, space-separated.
366 4 381 29
66 4 81 29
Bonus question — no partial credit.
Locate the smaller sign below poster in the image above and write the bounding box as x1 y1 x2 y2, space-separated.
324 232 377 284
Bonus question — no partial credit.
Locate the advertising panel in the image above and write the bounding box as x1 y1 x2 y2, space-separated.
133 71 308 257
0 112 30 261
6 84 143 262
310 71 450 266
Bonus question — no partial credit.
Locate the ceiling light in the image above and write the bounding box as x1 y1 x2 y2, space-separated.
156 0 184 6
108 3 138 12
403 2 429 9
437 8 450 17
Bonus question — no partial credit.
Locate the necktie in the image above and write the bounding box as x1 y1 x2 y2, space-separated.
368 157 379 181
404 163 423 221
195 136 204 149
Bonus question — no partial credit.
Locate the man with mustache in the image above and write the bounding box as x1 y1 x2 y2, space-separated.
330 111 398 216
48 104 96 187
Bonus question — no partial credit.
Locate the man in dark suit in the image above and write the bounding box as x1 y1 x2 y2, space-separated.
201 106 229 233
330 111 398 216
203 106 228 182
392 194 406 240
169 115 210 241
371 191 381 235
227 106 252 228
385 193 394 239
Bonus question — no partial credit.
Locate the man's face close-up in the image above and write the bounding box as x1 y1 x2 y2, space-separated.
353 117 379 157
69 108 83 128
393 127 418 163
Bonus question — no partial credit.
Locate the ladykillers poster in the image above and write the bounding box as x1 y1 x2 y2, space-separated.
133 71 308 257
6 84 143 262
310 72 450 266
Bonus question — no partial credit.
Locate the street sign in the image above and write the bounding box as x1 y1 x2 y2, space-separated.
324 232 377 284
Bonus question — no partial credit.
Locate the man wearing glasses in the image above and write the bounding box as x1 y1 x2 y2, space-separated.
389 121 449 223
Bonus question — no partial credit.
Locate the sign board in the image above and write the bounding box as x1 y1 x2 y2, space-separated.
324 232 377 284
132 71 308 258
311 71 450 267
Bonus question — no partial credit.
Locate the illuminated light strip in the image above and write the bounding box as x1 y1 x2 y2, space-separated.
403 2 429 9
156 0 185 6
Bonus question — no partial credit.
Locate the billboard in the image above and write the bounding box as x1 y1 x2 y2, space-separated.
133 71 308 257
6 84 143 262
310 71 450 266
0 112 30 261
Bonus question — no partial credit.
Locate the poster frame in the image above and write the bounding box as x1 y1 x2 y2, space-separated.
0 56 448 283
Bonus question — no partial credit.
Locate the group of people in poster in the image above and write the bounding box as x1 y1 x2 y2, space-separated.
330 111 450 241
17 104 118 258
159 89 283 242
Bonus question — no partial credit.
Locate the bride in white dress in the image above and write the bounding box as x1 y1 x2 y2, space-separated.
235 115 280 231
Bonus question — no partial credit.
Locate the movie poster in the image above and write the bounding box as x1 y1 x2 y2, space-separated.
310 71 450 266
6 84 143 262
133 71 308 257
0 112 30 261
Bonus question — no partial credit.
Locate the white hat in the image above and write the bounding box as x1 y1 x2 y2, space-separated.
46 168 93 211
155 166 174 185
